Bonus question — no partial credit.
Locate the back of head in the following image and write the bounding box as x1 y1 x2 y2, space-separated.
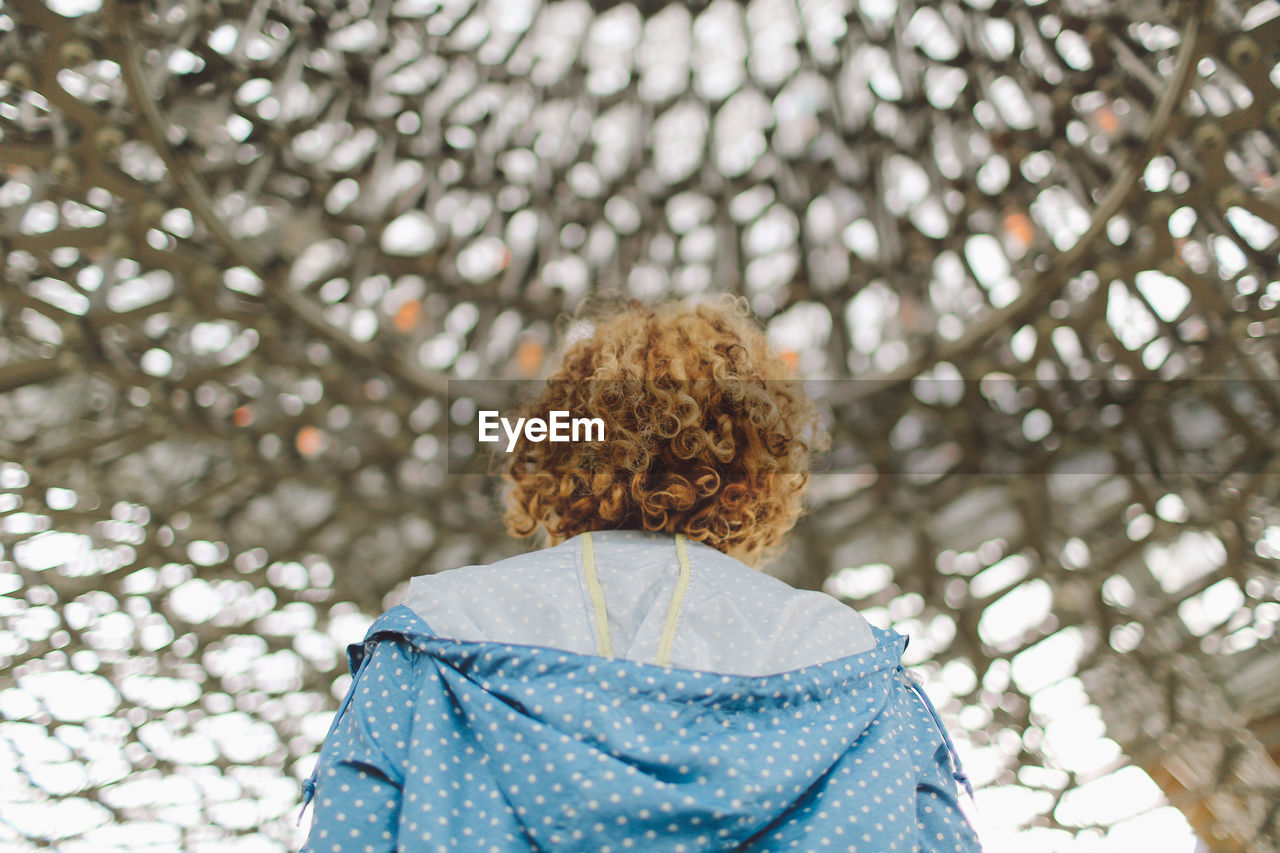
502 295 824 567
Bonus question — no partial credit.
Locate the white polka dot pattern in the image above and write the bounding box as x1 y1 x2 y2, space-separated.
298 603 983 851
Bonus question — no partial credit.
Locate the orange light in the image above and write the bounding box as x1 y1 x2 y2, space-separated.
393 299 420 332
296 426 324 457
1003 210 1034 249
1094 105 1119 135
780 350 799 371
232 406 254 427
516 340 544 377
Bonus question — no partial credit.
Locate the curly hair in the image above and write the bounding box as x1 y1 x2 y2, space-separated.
501 295 825 567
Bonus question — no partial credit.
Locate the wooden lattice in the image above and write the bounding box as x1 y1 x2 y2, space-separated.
1 0 1278 849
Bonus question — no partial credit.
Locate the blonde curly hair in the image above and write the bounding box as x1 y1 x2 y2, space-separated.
501 295 824 567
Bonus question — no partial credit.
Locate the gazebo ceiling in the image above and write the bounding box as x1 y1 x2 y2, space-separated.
1 0 1279 849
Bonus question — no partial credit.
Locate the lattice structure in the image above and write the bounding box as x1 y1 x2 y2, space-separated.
1 0 1278 849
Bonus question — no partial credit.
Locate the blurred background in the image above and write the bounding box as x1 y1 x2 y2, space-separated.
1 0 1279 849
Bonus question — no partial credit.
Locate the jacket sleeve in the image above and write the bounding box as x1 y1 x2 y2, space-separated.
299 636 418 853
900 671 984 852
916 737 983 852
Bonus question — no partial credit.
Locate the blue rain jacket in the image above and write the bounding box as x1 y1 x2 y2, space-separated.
298 531 981 852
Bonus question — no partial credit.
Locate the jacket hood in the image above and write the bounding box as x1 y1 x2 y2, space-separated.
398 529 879 676
339 603 913 850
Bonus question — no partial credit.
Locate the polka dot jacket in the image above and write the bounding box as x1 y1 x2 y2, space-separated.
298 530 982 852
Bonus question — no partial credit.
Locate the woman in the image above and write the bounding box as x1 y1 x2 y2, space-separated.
298 296 982 852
